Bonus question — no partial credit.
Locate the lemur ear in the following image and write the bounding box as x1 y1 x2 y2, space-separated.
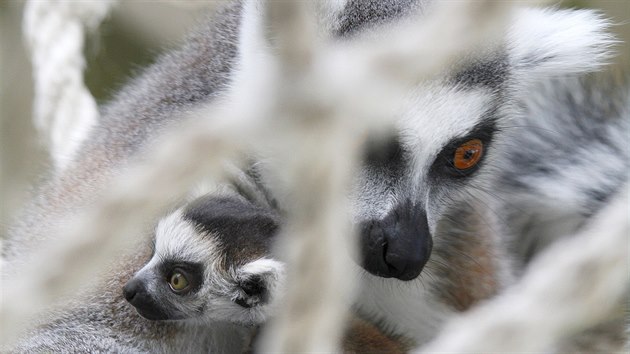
507 8 615 81
234 258 285 308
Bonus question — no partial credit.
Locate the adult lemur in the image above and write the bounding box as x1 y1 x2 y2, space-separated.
4 0 628 351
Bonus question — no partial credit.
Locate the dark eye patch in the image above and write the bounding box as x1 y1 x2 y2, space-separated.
363 132 405 170
361 131 408 188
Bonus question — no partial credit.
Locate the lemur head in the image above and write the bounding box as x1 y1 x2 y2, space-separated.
122 196 284 325
348 6 615 281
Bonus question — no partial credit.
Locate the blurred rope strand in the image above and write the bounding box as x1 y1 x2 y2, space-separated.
23 0 116 171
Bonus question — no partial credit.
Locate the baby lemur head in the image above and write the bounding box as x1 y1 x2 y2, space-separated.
123 195 284 326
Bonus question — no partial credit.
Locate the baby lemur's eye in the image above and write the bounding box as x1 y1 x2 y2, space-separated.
160 262 202 294
169 271 190 292
453 139 483 170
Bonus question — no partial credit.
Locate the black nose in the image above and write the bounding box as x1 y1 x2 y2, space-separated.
359 203 432 281
122 277 171 321
123 278 144 304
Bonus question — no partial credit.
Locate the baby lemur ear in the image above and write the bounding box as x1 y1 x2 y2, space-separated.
234 258 285 309
507 8 615 82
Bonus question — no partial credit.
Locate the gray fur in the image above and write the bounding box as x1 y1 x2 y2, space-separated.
496 74 630 268
334 0 422 37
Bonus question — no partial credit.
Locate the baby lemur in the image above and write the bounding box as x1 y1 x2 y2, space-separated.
8 194 284 353
123 196 284 326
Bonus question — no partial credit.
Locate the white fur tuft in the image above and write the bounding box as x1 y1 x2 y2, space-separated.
508 8 616 80
239 258 286 303
240 258 286 279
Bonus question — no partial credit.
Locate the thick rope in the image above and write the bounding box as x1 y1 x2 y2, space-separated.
23 0 115 171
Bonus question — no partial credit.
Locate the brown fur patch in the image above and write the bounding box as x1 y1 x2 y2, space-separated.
430 206 503 312
342 313 413 354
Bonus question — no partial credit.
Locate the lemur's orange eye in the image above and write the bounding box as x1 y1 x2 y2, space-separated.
453 139 483 170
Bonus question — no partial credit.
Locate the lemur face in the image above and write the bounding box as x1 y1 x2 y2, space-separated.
123 196 284 325
354 74 502 281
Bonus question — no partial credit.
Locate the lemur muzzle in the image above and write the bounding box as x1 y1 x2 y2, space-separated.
359 202 432 281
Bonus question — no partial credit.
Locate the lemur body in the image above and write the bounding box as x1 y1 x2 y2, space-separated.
4 0 628 350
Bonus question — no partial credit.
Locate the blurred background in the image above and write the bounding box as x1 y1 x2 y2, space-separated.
1 0 629 238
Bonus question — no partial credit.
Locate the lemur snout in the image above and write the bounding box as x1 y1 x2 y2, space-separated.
123 278 142 303
123 278 170 320
124 278 157 313
359 203 432 281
